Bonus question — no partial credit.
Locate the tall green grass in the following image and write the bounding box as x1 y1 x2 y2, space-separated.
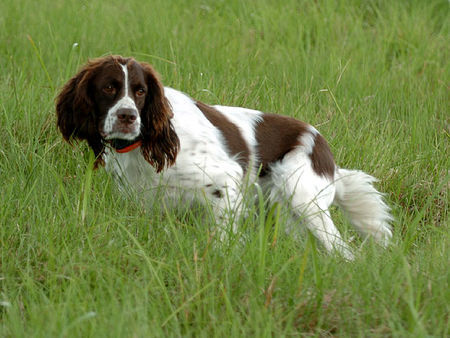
0 0 448 336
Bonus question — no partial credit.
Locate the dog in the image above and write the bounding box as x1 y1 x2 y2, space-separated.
56 55 393 259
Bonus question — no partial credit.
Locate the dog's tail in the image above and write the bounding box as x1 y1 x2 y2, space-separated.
333 168 393 246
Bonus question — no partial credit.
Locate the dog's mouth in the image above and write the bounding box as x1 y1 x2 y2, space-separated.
100 125 142 151
100 124 141 141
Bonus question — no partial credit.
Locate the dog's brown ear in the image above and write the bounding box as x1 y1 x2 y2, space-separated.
139 62 179 172
56 59 106 166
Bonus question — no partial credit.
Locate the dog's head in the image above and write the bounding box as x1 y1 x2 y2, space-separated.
56 55 179 171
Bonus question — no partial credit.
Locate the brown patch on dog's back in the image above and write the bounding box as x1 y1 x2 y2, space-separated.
195 101 250 171
255 114 309 176
310 133 335 178
255 114 335 178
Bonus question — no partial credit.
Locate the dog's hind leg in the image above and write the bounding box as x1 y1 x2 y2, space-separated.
298 205 354 260
265 150 353 259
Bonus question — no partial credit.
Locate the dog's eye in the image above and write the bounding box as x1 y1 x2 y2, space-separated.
136 88 146 97
103 85 116 95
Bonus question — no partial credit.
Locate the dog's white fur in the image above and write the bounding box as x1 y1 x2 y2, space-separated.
104 86 393 260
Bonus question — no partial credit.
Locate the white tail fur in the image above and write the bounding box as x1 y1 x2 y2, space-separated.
334 168 393 246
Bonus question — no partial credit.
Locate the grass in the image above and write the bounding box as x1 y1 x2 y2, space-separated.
0 0 448 336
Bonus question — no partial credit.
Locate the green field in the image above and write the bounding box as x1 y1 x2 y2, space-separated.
0 0 448 336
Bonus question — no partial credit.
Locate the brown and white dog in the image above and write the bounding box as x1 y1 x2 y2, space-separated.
56 55 392 259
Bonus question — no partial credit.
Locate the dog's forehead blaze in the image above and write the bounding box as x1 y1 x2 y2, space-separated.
126 61 147 86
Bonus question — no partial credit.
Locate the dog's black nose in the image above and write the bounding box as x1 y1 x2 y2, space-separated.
117 108 137 124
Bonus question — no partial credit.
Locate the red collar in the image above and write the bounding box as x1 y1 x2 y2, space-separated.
108 139 142 153
115 140 142 153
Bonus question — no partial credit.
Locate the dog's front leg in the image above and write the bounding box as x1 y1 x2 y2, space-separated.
203 179 243 243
